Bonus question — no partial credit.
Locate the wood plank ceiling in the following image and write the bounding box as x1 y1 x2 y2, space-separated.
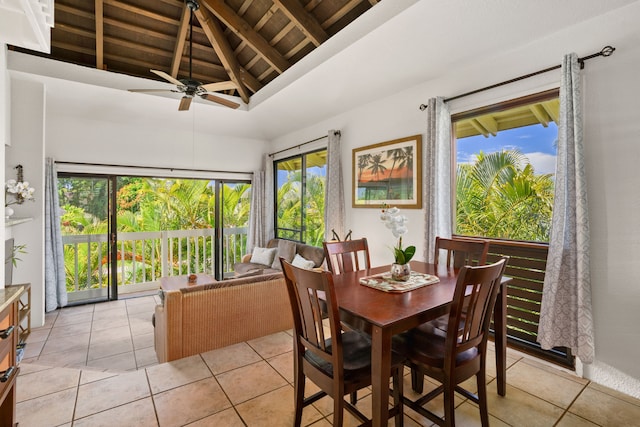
13 0 381 104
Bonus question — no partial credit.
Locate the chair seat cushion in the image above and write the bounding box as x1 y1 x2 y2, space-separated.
403 325 478 369
305 331 403 380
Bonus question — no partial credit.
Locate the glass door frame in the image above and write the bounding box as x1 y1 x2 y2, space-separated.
58 172 117 303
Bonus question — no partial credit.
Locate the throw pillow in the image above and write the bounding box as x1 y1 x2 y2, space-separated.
271 239 297 270
292 253 315 270
250 246 278 266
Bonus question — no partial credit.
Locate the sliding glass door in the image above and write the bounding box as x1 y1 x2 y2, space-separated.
58 172 252 302
58 174 115 304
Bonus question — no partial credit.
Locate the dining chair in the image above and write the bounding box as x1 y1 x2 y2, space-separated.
398 257 509 427
408 236 493 393
323 238 371 275
280 258 404 427
434 236 490 268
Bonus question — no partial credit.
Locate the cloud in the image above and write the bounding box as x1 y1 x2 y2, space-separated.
526 152 557 175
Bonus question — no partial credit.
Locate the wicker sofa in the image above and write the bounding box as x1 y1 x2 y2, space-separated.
154 272 292 363
154 239 325 363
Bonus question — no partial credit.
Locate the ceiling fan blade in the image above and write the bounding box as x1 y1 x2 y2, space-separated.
128 89 173 93
151 69 184 87
201 94 241 109
178 96 192 111
199 81 237 92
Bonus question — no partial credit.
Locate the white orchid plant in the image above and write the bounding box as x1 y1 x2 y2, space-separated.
5 179 35 206
380 206 415 265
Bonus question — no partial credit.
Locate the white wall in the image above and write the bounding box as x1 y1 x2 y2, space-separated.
269 5 640 398
6 78 45 326
46 108 267 174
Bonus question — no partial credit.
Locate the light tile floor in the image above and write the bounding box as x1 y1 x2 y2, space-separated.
17 296 640 426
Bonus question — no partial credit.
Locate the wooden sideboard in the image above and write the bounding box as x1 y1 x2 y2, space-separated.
0 285 26 427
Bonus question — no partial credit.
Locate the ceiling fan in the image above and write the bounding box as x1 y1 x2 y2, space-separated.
128 0 240 111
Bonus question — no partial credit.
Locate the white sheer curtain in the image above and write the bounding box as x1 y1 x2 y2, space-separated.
44 158 67 312
246 154 275 251
324 130 345 241
538 53 595 363
247 170 265 251
423 97 453 263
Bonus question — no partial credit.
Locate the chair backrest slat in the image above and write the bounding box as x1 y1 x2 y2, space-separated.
281 258 344 370
446 258 508 366
323 238 371 275
435 236 490 268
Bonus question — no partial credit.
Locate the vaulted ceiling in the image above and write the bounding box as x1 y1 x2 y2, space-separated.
12 0 380 107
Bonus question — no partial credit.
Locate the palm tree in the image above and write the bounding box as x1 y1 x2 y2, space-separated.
456 149 554 242
367 154 388 182
357 154 372 181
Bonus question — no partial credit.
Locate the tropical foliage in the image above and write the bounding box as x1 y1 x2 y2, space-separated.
60 177 251 292
275 170 326 247
456 149 554 242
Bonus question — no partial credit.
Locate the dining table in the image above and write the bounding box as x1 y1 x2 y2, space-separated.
330 260 510 427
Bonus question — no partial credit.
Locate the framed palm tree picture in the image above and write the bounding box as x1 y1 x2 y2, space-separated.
352 135 422 208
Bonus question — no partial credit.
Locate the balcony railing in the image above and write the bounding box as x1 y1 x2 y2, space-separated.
62 227 248 296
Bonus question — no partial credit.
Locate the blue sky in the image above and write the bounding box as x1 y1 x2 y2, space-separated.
456 123 558 175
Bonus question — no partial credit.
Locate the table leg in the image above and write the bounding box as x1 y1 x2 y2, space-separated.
371 325 392 427
494 281 507 396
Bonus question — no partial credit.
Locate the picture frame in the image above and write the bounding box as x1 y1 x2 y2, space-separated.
352 134 422 209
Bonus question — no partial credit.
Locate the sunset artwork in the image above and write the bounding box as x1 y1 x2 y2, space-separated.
352 135 422 208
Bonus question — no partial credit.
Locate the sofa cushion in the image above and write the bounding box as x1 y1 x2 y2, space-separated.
271 239 297 270
250 246 278 266
292 253 315 270
235 262 271 275
296 242 325 268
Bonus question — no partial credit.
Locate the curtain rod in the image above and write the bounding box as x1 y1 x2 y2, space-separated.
419 45 615 110
268 130 341 158
54 161 251 175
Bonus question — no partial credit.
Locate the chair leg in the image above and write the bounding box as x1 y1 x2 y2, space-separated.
350 391 357 404
333 393 344 427
293 362 305 427
410 366 424 393
442 378 456 427
476 371 490 427
392 366 404 427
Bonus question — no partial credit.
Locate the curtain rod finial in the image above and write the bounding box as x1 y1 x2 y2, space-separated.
601 45 615 57
419 104 428 111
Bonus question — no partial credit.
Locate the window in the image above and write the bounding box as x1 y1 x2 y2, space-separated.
274 149 327 246
452 90 559 243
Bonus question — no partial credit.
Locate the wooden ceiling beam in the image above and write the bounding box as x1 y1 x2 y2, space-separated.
194 6 251 103
170 4 190 78
239 67 263 94
541 100 559 123
529 104 550 127
200 0 290 73
105 0 177 25
469 119 490 138
476 115 498 136
273 0 327 47
322 0 361 28
56 3 94 20
95 0 104 70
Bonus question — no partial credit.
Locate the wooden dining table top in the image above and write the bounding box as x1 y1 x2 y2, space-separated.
329 261 461 331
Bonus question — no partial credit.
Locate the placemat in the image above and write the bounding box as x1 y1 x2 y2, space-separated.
359 271 440 293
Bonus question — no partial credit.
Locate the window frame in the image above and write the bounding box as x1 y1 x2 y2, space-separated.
450 88 560 243
273 148 327 245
